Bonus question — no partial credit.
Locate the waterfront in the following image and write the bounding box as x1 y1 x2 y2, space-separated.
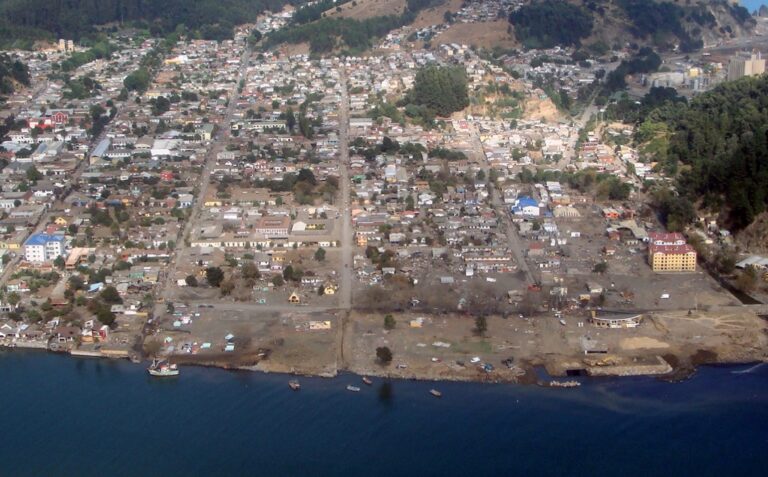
0 351 767 476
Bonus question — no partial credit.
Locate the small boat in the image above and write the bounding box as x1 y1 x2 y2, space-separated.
147 359 179 377
559 319 567 326
288 380 301 391
362 376 373 385
549 380 581 388
430 389 442 397
346 385 361 392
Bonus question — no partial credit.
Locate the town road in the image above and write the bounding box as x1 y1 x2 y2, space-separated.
337 68 353 310
156 43 253 310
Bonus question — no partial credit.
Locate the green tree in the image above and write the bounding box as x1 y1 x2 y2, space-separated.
314 247 326 262
206 266 225 287
241 261 260 280
6 291 20 308
474 315 488 335
593 262 608 274
26 166 42 182
384 314 395 330
185 275 198 287
376 346 393 364
405 65 469 117
99 285 123 304
124 68 151 92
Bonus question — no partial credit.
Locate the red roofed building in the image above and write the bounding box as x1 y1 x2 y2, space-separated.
648 232 686 246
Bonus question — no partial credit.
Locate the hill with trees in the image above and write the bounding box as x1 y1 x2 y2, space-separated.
508 0 594 49
264 0 446 54
0 0 292 47
508 0 753 53
0 54 30 95
400 65 469 119
636 75 768 231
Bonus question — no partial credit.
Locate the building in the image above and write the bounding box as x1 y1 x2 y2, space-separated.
727 51 765 81
648 232 686 246
511 196 540 216
254 216 290 238
24 233 66 262
648 243 696 272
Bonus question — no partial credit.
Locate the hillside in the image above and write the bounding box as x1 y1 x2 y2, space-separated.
509 0 755 52
634 75 768 232
0 0 292 48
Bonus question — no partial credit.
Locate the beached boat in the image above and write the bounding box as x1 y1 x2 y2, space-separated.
362 376 373 385
346 385 361 392
430 389 442 397
288 380 301 391
147 359 179 377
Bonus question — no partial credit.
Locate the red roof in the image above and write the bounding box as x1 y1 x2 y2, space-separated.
648 232 686 244
650 244 695 255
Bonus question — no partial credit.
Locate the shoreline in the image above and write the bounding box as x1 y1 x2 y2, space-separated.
2 343 764 387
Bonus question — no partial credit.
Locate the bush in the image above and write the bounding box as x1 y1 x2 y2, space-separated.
376 346 393 364
205 267 224 287
384 314 395 330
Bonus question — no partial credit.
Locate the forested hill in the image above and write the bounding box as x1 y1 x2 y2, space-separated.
509 0 754 52
0 53 30 95
0 0 293 47
642 75 768 231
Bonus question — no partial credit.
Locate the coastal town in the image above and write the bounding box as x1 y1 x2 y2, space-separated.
0 2 766 385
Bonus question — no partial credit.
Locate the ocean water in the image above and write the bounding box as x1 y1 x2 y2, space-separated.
0 351 766 477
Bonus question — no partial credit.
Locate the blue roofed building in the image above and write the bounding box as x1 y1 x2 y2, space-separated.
24 233 66 263
511 196 541 217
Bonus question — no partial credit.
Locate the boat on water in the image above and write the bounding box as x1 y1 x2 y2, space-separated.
288 380 301 391
549 380 581 388
430 389 442 397
147 359 179 377
346 385 361 392
362 376 373 385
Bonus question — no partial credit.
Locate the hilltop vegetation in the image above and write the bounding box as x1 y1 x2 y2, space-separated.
509 0 753 52
634 75 768 230
0 54 30 95
265 0 445 54
401 65 469 117
0 0 292 47
509 0 594 49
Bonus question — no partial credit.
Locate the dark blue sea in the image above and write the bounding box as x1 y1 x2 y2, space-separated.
0 351 766 477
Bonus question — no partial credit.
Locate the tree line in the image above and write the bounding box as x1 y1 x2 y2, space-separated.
0 53 30 95
0 0 293 46
624 75 768 231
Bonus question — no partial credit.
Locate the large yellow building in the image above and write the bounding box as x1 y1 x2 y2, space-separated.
649 244 697 272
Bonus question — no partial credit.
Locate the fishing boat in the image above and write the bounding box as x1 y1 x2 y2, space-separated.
346 385 361 392
147 359 179 377
430 389 442 397
549 380 581 388
362 376 373 385
288 380 301 391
